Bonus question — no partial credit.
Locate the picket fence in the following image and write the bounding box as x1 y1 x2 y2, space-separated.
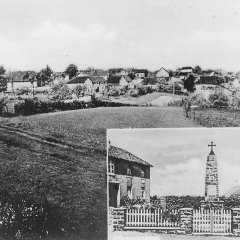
125 208 180 229
193 209 232 233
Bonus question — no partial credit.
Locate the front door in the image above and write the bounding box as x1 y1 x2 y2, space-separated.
109 183 119 208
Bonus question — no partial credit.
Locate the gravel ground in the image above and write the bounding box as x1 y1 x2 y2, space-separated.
109 231 237 240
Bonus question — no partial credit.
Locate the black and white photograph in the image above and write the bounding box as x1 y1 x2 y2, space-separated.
108 128 240 239
1 0 240 239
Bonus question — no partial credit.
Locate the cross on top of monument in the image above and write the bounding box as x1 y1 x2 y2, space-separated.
208 141 216 152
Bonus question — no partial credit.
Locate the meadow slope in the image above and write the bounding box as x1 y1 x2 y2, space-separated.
0 128 107 240
1 107 200 151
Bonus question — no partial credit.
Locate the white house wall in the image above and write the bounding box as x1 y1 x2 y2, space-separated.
7 81 37 92
156 69 169 78
119 77 128 86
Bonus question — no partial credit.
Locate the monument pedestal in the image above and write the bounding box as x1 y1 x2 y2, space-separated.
200 199 224 209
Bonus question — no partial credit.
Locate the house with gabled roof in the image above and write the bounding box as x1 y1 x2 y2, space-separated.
67 75 107 95
66 76 94 95
178 66 193 80
156 67 169 79
133 69 148 79
108 145 153 208
91 76 107 93
107 75 132 87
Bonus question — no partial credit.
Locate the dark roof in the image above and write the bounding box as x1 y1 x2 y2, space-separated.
107 75 131 84
134 69 148 74
108 145 153 167
67 76 92 84
196 76 224 85
91 76 106 83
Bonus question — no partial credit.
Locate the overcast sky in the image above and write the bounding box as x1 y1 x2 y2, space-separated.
108 128 240 197
1 0 240 72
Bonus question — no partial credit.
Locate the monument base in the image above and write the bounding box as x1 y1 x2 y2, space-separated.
200 199 224 209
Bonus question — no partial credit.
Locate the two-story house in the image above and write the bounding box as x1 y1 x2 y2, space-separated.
108 145 153 208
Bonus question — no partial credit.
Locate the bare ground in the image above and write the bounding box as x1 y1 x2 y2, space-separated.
109 230 237 240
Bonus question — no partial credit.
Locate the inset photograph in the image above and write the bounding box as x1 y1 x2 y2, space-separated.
108 128 240 239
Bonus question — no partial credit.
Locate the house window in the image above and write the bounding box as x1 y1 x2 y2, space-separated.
108 160 115 174
127 166 132 176
141 169 145 178
141 187 146 199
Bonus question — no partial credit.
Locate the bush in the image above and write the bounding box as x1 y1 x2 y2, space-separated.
129 89 139 97
182 93 211 117
16 87 32 95
119 85 128 95
167 99 183 107
51 81 72 100
229 92 240 109
155 80 170 93
107 87 120 97
14 98 137 116
188 93 212 108
209 92 229 108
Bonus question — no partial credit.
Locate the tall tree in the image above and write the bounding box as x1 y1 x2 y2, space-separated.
37 65 53 86
193 65 202 74
65 64 78 79
184 74 195 92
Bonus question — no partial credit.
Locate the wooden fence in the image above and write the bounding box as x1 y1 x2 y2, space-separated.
193 209 232 233
125 208 180 229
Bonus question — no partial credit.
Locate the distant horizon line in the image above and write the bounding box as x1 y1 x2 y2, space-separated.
3 65 240 73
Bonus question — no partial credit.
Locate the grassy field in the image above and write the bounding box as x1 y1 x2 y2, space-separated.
191 108 240 127
109 231 236 240
108 92 177 106
1 107 199 150
0 128 107 240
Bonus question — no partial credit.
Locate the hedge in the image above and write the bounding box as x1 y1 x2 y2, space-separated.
14 98 137 116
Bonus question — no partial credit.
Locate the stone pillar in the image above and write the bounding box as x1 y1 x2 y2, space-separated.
232 208 240 235
180 208 193 233
108 207 126 232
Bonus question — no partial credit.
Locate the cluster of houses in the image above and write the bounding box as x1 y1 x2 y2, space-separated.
5 66 240 98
